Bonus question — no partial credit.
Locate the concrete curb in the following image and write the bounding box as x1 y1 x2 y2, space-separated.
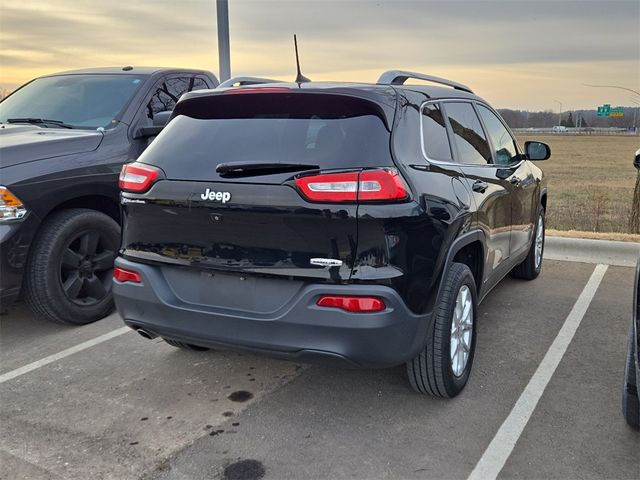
544 236 640 267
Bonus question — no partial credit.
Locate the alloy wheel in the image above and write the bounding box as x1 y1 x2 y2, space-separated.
535 214 544 269
450 285 473 377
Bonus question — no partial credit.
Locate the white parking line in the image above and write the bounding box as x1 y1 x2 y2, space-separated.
468 263 609 480
0 327 131 384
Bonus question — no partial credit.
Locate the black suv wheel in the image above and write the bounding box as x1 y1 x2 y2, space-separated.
407 263 477 397
25 209 119 324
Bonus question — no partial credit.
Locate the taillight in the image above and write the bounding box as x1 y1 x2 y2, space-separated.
317 295 386 313
358 169 408 202
114 267 142 283
295 169 408 203
119 163 160 193
296 172 359 202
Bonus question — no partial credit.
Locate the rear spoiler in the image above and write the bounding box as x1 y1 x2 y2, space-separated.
174 89 396 131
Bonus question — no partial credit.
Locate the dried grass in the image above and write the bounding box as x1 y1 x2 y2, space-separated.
516 134 639 234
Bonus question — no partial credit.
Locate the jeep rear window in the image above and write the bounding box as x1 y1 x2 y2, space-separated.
140 93 394 180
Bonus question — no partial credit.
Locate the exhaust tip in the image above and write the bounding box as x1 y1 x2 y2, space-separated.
136 328 155 340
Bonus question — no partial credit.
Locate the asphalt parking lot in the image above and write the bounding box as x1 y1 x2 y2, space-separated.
1 259 639 480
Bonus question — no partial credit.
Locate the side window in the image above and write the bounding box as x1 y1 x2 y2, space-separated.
421 103 453 162
477 105 519 166
191 77 209 91
444 102 492 165
146 76 209 120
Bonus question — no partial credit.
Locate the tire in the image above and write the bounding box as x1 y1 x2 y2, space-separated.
163 338 210 351
406 262 477 397
24 209 119 325
511 208 545 280
622 323 639 429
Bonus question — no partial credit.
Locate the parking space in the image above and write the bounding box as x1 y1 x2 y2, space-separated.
500 265 639 480
1 309 300 479
1 260 638 480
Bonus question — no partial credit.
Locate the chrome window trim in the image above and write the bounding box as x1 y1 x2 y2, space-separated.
419 99 458 166
419 98 525 169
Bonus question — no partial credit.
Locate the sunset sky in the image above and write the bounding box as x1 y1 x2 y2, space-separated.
1 0 638 110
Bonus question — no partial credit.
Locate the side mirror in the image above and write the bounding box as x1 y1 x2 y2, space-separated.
634 149 640 170
525 141 551 161
133 110 172 139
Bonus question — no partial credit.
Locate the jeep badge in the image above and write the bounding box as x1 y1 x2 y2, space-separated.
200 188 231 203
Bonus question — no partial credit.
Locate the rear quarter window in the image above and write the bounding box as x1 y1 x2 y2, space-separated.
421 103 453 162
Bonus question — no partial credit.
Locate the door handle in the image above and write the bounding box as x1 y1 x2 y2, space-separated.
510 176 522 187
472 180 488 193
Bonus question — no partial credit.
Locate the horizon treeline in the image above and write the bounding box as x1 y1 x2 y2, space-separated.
497 106 638 129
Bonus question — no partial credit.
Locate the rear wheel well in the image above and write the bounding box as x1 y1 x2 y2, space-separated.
23 196 120 295
452 241 483 292
47 196 120 224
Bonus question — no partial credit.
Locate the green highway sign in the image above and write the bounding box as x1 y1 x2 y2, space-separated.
597 104 610 116
610 107 624 117
597 104 624 117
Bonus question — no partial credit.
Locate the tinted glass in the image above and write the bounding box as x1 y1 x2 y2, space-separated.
421 103 452 161
142 93 393 181
478 105 519 165
0 74 144 129
444 102 492 165
146 76 211 119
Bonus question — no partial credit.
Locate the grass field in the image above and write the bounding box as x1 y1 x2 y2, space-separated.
515 134 639 234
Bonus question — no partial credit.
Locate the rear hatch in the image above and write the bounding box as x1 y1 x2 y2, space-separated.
120 88 401 289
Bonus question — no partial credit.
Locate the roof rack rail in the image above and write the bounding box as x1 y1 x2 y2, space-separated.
377 70 473 94
217 76 283 89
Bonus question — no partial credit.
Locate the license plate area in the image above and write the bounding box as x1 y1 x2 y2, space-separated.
161 266 303 314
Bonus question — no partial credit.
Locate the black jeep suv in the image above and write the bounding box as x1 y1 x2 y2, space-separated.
113 71 550 397
623 259 639 429
0 67 218 323
622 151 640 428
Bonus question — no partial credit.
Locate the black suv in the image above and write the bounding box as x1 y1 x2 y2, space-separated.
113 71 550 397
0 67 218 323
622 151 639 428
623 260 639 429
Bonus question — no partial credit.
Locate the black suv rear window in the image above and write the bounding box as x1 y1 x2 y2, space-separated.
141 93 394 181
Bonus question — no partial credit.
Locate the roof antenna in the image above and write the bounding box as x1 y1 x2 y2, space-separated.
293 34 310 83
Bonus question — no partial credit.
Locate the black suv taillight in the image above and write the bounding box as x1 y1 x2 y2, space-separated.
295 168 409 203
119 163 161 193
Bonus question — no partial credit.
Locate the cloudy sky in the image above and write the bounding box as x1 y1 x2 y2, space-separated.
1 0 638 110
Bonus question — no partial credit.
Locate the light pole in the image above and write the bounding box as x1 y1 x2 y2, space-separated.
216 0 231 82
583 83 640 96
553 99 562 127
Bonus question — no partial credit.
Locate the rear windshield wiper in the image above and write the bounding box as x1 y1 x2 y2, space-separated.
6 118 74 129
216 162 319 177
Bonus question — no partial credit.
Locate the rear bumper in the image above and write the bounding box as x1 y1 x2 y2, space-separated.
113 257 432 368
